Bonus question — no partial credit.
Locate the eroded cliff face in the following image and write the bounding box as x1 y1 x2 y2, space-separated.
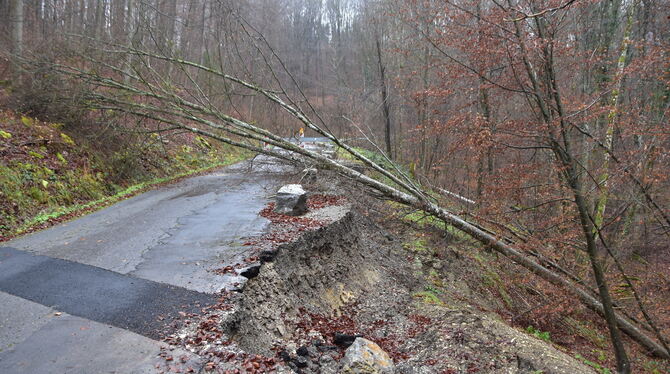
228 210 595 373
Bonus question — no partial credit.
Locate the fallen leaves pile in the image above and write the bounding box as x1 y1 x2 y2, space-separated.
306 194 347 210
243 194 347 253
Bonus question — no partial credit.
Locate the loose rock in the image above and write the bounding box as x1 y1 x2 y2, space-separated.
294 355 309 368
302 168 318 183
339 338 395 374
297 346 310 356
240 264 261 279
274 184 308 216
334 333 361 348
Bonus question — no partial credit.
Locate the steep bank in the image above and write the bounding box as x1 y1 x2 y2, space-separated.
0 110 248 240
227 209 595 373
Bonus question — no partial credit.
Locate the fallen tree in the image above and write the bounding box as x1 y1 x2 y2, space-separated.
20 40 670 362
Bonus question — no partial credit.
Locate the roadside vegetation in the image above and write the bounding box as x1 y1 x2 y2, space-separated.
0 109 249 241
379 196 670 374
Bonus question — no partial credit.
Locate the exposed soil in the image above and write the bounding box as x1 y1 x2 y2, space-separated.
159 167 598 373
227 211 595 373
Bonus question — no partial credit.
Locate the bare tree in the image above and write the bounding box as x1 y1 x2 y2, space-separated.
375 34 393 159
4 0 670 369
9 0 23 82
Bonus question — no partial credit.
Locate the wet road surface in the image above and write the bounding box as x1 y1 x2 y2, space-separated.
0 157 287 373
5 158 283 292
0 247 215 339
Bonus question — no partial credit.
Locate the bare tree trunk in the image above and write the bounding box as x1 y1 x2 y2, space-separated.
112 0 126 42
418 40 430 170
199 1 208 66
0 1 8 32
94 0 105 40
123 0 135 85
567 161 631 374
475 0 493 199
375 36 393 159
593 3 635 238
79 0 86 34
507 3 635 368
9 0 23 83
533 9 631 369
476 78 492 199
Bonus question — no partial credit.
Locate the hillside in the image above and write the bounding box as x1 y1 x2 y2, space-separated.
0 108 247 240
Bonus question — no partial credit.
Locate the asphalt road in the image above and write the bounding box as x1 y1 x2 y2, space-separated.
0 247 215 339
0 157 286 373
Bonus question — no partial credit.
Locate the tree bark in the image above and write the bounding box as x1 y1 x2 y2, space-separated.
9 0 23 83
567 162 631 374
534 9 631 370
375 36 393 159
593 3 635 239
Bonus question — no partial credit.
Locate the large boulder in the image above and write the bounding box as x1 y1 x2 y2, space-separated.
274 184 308 216
339 338 394 374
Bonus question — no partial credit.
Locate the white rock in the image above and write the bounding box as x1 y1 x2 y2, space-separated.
339 338 395 374
277 184 306 195
274 184 308 216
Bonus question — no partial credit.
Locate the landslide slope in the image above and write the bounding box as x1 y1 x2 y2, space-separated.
231 209 595 373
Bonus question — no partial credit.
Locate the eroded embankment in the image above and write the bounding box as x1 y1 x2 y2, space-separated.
226 210 596 374
230 211 401 352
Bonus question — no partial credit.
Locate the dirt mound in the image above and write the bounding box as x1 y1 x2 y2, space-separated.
228 211 595 373
229 212 400 352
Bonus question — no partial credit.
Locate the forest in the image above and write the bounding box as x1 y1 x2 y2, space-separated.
0 1 669 373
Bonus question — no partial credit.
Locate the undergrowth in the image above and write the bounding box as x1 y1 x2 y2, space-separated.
383 199 669 374
0 110 250 240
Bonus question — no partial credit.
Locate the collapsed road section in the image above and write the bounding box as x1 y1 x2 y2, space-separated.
160 171 596 374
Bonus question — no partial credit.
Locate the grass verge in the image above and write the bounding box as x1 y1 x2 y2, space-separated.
2 154 250 242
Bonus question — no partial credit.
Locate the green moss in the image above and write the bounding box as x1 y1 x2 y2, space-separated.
470 251 514 309
60 133 75 146
413 290 444 305
483 269 513 308
1 113 251 238
28 151 45 159
195 136 212 149
403 238 430 253
56 152 67 165
8 150 250 237
391 203 475 243
28 186 49 203
21 116 33 127
424 284 443 295
526 325 551 342
564 317 608 349
641 360 669 374
574 354 612 374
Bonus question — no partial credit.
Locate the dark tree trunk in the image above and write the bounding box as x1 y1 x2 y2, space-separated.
376 36 393 159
